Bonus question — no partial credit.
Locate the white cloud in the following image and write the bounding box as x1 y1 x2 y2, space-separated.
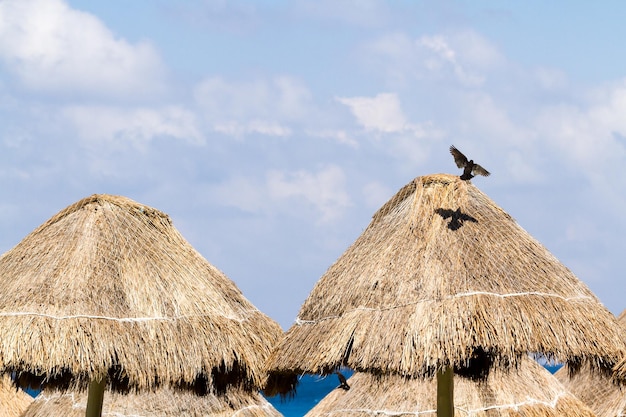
362 30 504 88
458 92 533 146
305 129 359 147
416 34 485 86
0 0 165 97
533 67 569 91
267 166 351 222
193 75 313 137
534 80 626 172
504 151 544 184
335 93 440 141
442 77 626 187
447 30 505 73
359 32 421 87
61 105 204 146
212 166 351 223
336 93 409 133
194 77 269 119
213 120 292 138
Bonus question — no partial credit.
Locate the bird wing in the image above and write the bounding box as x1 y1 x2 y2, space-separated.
336 372 347 384
472 164 490 177
449 145 468 168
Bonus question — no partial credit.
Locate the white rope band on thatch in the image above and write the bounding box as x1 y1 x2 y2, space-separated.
0 310 260 323
317 407 437 415
36 391 83 407
295 316 337 325
456 391 567 415
455 291 593 301
294 292 594 326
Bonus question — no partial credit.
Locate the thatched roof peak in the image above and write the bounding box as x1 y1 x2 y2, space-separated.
268 173 625 382
0 193 283 393
39 194 171 229
372 173 509 226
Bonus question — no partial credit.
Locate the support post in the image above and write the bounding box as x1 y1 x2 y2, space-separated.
437 366 454 417
85 378 106 417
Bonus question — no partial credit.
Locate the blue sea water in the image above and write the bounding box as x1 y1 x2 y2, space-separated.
265 366 563 417
265 371 354 417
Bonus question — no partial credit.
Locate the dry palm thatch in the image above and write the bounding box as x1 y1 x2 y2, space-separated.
0 375 33 417
22 387 282 417
304 357 596 417
267 174 625 388
613 310 626 381
0 194 283 393
555 309 626 417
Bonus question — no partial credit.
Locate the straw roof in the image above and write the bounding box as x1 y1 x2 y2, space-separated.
613 310 626 381
555 309 626 417
0 194 283 393
267 174 625 382
304 357 597 417
0 375 33 417
22 387 282 417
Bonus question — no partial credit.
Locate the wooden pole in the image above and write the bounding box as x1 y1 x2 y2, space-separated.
85 378 106 417
437 366 454 417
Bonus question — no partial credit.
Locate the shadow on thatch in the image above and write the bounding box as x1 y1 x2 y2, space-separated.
262 372 299 400
11 365 132 394
435 208 478 231
11 359 259 396
454 347 494 381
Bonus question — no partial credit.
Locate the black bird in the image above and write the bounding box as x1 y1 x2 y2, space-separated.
335 371 350 390
449 145 490 180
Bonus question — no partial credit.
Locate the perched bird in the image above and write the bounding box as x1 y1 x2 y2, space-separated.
449 145 490 180
335 371 350 390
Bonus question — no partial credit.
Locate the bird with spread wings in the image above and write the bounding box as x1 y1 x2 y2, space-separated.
450 145 490 180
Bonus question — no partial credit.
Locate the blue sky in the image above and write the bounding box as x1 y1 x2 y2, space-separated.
1 0 626 329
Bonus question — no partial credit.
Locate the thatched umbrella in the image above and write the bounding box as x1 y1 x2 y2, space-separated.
554 309 626 417
266 174 625 415
22 387 282 417
305 356 596 417
0 194 283 417
0 375 33 417
611 311 626 382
